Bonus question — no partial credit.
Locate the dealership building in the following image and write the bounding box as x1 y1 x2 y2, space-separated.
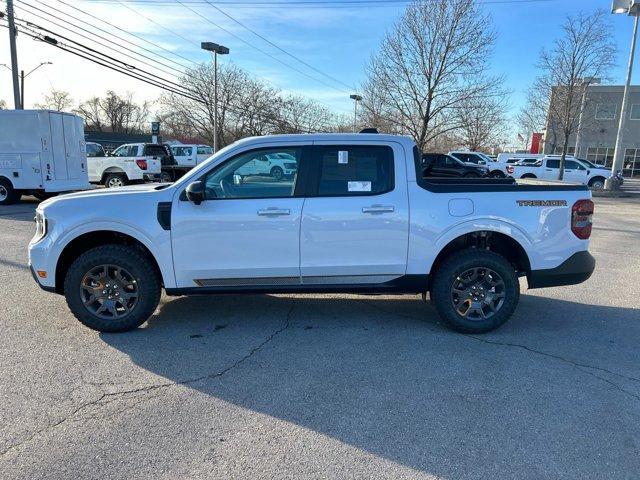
542 83 640 177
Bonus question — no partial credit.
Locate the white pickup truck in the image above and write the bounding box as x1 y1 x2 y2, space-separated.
29 133 595 334
87 143 164 187
493 156 610 189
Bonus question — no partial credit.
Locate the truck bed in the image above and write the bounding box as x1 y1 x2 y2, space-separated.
417 177 588 192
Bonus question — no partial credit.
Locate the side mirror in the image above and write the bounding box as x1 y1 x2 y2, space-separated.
186 180 205 205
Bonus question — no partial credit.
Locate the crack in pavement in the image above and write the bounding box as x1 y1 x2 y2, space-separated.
0 303 295 457
356 297 640 402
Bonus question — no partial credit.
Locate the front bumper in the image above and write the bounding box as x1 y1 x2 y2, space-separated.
527 251 596 289
29 264 56 293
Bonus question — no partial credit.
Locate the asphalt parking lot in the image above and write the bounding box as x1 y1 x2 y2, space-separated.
1 195 639 480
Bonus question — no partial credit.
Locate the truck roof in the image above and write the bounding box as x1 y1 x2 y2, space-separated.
233 133 415 146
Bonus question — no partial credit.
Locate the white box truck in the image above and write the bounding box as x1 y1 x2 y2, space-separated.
0 110 91 204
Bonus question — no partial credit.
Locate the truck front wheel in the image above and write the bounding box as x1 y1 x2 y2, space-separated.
0 178 20 205
431 249 520 333
64 245 161 332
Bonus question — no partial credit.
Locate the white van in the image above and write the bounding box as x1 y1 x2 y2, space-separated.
0 110 91 204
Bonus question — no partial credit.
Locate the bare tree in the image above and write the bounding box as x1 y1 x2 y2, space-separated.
530 10 615 179
454 93 510 151
361 0 503 151
516 87 550 151
35 89 73 111
160 62 341 146
75 91 150 133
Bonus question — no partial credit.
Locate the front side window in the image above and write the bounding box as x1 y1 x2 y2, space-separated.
316 145 393 196
197 146 213 155
86 143 105 157
565 160 585 170
202 147 301 200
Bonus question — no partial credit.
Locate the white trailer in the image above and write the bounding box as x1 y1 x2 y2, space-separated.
0 110 91 204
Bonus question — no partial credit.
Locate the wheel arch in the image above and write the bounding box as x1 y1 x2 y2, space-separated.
54 227 169 294
428 228 532 290
101 167 128 182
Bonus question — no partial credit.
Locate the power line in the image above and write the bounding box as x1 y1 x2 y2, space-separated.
200 0 354 92
14 0 195 80
80 0 555 5
15 0 195 74
53 0 197 67
0 20 338 131
173 0 352 96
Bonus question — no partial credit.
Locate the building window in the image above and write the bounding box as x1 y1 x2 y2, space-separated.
595 103 616 120
623 148 640 177
631 104 640 120
552 146 575 155
586 147 615 167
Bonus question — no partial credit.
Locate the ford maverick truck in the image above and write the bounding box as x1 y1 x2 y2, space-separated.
29 133 595 334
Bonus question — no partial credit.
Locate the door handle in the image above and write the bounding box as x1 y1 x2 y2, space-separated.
257 208 290 216
362 205 395 213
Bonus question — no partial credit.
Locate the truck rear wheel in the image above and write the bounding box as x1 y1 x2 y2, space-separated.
104 174 128 188
431 249 519 333
490 170 505 178
64 245 161 332
0 178 20 205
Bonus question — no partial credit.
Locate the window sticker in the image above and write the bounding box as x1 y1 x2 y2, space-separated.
338 151 349 164
348 181 371 192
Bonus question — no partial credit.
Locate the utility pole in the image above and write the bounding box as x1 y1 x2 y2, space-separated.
20 62 52 108
6 0 21 109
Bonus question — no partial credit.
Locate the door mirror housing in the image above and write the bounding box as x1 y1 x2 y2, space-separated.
186 180 206 205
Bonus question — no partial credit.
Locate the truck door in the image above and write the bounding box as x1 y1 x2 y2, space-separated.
49 113 68 180
299 143 409 282
62 114 85 179
171 144 309 287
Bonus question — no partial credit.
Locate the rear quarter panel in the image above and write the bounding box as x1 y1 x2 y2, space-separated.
406 182 592 275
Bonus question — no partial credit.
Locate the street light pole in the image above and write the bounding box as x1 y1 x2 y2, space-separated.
6 0 21 109
201 42 230 153
608 0 640 189
349 94 362 133
20 62 52 109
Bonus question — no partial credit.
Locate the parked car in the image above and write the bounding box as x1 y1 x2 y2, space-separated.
422 153 489 178
85 142 106 158
170 144 213 167
496 153 545 164
0 110 90 204
235 151 298 181
493 156 609 188
29 133 595 335
448 151 493 165
87 143 164 187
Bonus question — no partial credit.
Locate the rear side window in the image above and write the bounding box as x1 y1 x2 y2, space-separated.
546 160 560 168
144 144 168 156
316 145 394 196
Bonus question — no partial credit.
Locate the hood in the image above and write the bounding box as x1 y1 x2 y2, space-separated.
39 183 171 210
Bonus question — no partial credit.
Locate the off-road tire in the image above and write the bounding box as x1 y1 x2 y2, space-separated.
64 245 161 332
431 249 520 334
0 178 20 205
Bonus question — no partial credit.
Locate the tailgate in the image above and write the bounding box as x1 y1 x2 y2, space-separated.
145 157 161 173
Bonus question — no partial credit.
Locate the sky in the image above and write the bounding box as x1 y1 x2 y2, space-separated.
0 0 635 135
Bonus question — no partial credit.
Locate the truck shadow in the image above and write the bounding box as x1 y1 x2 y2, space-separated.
100 293 640 478
0 197 38 222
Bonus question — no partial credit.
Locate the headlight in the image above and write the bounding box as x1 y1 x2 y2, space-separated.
33 211 47 242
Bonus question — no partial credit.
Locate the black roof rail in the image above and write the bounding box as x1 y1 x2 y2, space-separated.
359 128 379 134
